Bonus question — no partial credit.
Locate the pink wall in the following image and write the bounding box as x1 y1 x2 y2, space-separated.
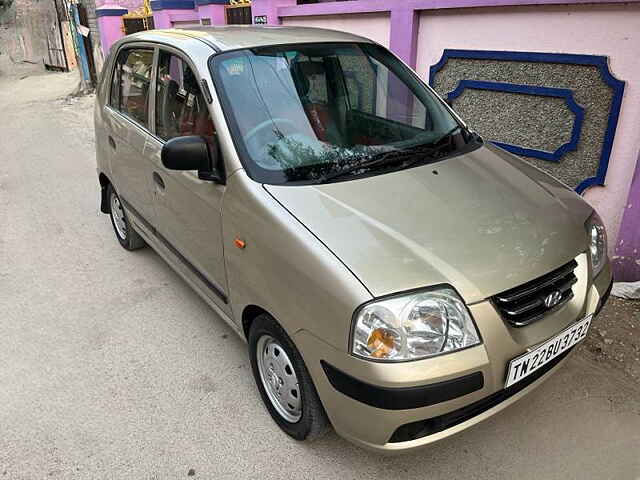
153 9 200 29
252 0 297 25
96 6 128 55
197 4 226 25
281 12 391 48
97 16 124 55
415 3 640 253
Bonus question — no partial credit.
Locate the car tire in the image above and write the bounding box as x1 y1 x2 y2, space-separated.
249 313 330 441
107 184 146 251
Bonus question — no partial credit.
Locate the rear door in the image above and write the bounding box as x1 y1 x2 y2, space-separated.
104 46 158 227
144 48 230 312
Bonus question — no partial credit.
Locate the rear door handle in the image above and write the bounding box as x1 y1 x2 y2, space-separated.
152 171 165 190
108 135 116 150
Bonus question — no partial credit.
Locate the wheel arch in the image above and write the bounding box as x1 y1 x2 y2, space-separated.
99 172 111 214
242 304 270 341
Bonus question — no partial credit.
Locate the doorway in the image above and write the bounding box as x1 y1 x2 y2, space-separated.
225 4 252 25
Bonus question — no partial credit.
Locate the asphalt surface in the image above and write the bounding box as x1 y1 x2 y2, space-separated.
1 66 640 480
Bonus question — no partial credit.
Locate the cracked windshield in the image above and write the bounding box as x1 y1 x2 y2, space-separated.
212 43 476 184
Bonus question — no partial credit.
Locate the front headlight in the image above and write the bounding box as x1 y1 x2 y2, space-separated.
586 212 607 277
351 287 481 362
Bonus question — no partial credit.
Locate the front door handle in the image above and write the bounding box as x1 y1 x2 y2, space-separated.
108 135 116 150
152 171 165 190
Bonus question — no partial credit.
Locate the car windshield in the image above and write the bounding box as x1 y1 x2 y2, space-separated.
210 42 479 185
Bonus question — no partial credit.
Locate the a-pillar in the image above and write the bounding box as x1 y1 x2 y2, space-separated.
96 5 128 57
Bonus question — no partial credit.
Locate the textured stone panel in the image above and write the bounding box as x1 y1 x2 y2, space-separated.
451 88 574 154
432 58 612 189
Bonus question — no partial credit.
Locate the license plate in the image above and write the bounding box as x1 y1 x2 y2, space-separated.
505 315 592 388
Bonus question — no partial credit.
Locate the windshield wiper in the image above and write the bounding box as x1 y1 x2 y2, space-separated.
319 131 455 183
318 149 415 183
317 126 471 184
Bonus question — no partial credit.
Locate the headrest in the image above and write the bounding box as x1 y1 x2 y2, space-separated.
291 60 325 99
296 61 326 76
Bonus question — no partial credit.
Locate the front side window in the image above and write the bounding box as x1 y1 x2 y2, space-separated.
211 42 479 185
110 48 154 128
155 51 215 141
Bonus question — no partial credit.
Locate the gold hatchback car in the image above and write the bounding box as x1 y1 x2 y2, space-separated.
95 27 613 453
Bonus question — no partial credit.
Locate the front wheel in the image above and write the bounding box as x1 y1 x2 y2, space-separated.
249 314 330 441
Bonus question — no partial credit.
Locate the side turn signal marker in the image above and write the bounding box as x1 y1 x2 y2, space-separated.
234 238 246 249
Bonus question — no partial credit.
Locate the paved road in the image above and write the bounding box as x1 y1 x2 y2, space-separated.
1 66 639 480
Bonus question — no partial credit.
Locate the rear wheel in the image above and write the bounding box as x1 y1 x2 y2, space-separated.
249 314 330 441
107 184 145 251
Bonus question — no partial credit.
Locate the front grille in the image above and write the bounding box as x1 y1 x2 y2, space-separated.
493 259 578 327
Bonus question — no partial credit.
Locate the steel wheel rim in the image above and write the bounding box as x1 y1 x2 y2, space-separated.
256 335 302 423
110 193 127 240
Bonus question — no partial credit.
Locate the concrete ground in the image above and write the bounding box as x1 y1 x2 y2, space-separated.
1 64 639 480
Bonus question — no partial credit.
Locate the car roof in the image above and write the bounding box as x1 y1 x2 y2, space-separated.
123 26 376 53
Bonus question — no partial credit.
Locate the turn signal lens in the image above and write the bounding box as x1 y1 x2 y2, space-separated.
367 328 400 359
586 212 607 277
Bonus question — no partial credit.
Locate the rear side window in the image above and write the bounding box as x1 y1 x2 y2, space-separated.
155 50 215 141
110 48 154 128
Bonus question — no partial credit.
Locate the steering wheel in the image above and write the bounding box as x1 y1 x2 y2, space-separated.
244 117 299 144
244 117 316 170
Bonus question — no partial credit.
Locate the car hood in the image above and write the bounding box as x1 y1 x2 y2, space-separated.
264 145 593 303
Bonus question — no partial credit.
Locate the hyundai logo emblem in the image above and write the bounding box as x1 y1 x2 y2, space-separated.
544 290 562 308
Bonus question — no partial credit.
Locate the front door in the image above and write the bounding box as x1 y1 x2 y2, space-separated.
147 49 229 312
104 47 158 228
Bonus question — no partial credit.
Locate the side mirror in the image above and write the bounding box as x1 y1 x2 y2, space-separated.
161 135 224 184
445 98 453 108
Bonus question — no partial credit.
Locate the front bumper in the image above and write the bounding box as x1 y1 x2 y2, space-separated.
295 255 612 453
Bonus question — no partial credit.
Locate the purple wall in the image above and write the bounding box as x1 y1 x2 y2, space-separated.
152 9 200 29
198 4 226 25
613 151 640 281
96 6 128 55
